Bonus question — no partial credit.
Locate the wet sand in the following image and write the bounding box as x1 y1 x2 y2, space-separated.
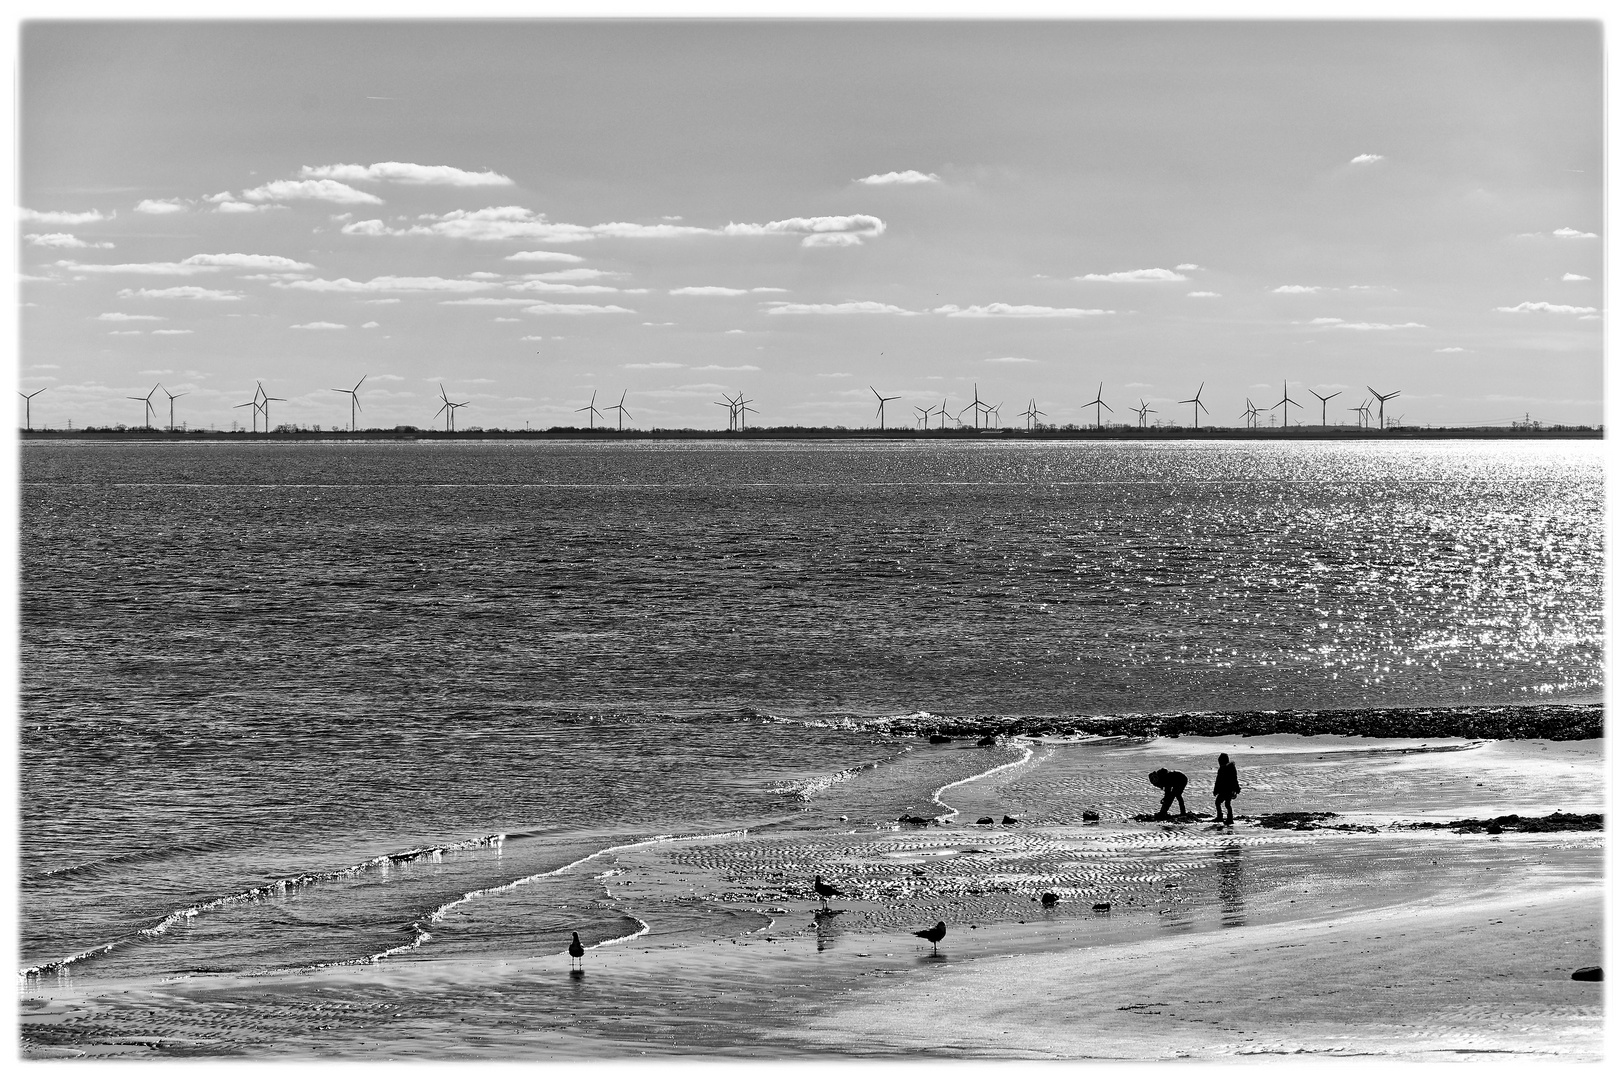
20 735 1605 1059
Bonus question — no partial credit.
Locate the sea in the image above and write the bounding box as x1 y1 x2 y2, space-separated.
17 439 1604 995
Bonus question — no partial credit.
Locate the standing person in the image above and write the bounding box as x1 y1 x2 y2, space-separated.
1147 768 1188 819
1213 753 1240 825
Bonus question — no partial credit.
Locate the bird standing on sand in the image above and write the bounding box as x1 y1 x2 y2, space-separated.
813 874 843 910
568 932 585 971
913 921 947 955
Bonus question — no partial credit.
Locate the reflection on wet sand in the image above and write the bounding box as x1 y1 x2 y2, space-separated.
1216 842 1245 928
813 910 841 952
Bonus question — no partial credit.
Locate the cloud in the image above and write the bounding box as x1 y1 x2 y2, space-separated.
151 329 194 335
241 178 383 205
1435 347 1466 353
691 364 762 371
191 253 315 270
300 161 514 186
118 286 243 301
277 275 496 293
523 302 637 315
20 208 109 224
1175 263 1201 271
1187 291 1220 298
135 198 187 214
818 372 852 378
108 329 144 335
505 250 587 263
291 321 347 330
764 301 915 315
1562 273 1591 281
96 312 166 321
1076 268 1188 283
345 206 719 243
1272 285 1323 294
672 286 750 296
1552 227 1598 238
525 268 619 281
854 170 940 185
984 356 1037 363
1350 153 1385 164
723 214 886 247
509 281 620 294
1494 301 1597 315
215 201 272 214
933 303 1112 318
1306 317 1427 330
25 232 111 248
361 321 380 329
624 362 685 369
439 297 537 306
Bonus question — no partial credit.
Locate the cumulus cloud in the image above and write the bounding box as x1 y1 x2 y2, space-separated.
1187 291 1221 297
1175 263 1201 271
277 275 495 293
1562 273 1591 281
439 297 537 306
151 329 193 335
671 286 750 296
291 321 347 330
1552 227 1598 238
1306 317 1427 330
1350 153 1385 164
108 329 144 335
505 250 587 263
523 302 637 315
984 356 1037 363
723 214 886 247
361 321 380 329
932 303 1112 318
135 199 187 214
192 253 314 270
691 364 762 371
1494 301 1597 315
25 233 111 248
625 362 685 369
1435 347 1466 353
1272 285 1323 294
343 206 709 243
801 232 865 248
300 161 514 186
1076 268 1188 283
854 170 940 185
118 286 243 301
97 312 165 321
21 208 109 224
216 201 272 214
241 178 383 205
764 301 915 315
508 281 620 294
525 268 619 281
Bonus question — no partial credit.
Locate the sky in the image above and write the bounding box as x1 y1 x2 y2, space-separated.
16 19 1604 431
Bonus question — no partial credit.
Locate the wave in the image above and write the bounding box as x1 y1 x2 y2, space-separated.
768 760 883 800
932 741 1038 819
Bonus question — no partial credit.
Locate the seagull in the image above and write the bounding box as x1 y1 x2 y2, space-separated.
913 920 947 955
813 874 843 910
568 932 585 971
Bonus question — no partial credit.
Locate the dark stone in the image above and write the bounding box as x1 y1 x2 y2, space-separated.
1081 810 1100 822
1001 815 1020 825
977 735 998 747
1092 902 1111 911
898 814 932 825
976 817 995 825
1486 823 1503 834
1041 892 1059 907
1571 966 1603 982
928 735 953 744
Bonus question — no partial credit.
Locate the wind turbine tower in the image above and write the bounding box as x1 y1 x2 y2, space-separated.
1272 381 1302 429
331 375 367 432
607 390 632 432
161 386 188 432
870 386 901 430
574 389 604 430
128 384 159 429
1367 386 1400 430
1082 383 1112 430
1308 388 1341 427
1178 383 1209 429
19 388 45 431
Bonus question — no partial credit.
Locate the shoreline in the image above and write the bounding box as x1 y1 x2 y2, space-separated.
18 427 1602 442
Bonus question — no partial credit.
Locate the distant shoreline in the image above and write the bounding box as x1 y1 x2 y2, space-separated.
17 425 1603 443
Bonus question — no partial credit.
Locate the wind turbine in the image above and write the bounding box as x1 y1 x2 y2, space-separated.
1349 399 1372 429
574 389 604 430
987 400 1004 428
958 384 993 431
434 384 470 432
1272 380 1302 428
935 398 951 430
161 385 188 432
737 396 757 430
1178 383 1208 429
1134 399 1156 429
1367 386 1400 430
234 398 262 433
714 394 738 430
331 375 367 432
1021 398 1045 429
127 384 159 429
18 388 45 431
255 383 286 432
1308 388 1341 427
1238 399 1259 429
870 386 901 430
1081 383 1112 430
607 390 632 432
913 404 932 429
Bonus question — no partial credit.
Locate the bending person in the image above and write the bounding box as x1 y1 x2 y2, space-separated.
1148 768 1188 819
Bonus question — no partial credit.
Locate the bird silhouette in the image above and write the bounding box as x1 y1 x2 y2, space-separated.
813 874 843 910
913 921 947 955
1041 892 1060 908
567 932 585 971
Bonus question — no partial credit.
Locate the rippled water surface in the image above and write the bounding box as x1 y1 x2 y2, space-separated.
18 439 1604 982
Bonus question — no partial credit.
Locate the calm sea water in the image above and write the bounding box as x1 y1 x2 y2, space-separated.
18 440 1604 983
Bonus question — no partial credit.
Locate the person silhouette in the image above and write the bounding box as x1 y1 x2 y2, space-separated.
1213 753 1240 825
1148 768 1188 819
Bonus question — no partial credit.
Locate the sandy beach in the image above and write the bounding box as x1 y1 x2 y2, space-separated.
20 733 1605 1059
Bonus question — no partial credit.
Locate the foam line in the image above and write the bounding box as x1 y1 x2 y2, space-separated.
932 741 1039 819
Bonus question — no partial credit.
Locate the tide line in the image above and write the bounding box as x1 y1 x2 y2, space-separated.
932 741 1040 819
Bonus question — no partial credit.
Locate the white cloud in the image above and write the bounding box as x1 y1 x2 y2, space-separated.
505 250 586 263
817 372 852 378
691 364 762 371
1552 227 1598 238
1076 268 1188 283
96 312 165 321
752 287 787 293
151 329 193 335
216 201 271 214
361 321 380 329
1494 301 1597 315
525 268 619 281
300 161 514 186
1562 273 1591 281
1350 153 1385 164
1272 285 1323 294
932 303 1112 318
764 301 915 315
1435 347 1466 353
723 214 886 247
1187 291 1220 298
523 302 637 315
135 198 187 214
801 232 865 248
108 329 144 335
190 253 314 270
440 297 536 306
723 329 746 334
494 317 520 322
241 178 383 205
509 281 620 294
984 356 1037 363
118 286 243 301
20 208 109 224
291 321 348 330
671 286 750 296
25 232 111 248
361 298 402 304
466 271 503 280
624 362 685 369
1175 263 1201 271
854 170 940 185
277 275 495 293
1307 317 1427 330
